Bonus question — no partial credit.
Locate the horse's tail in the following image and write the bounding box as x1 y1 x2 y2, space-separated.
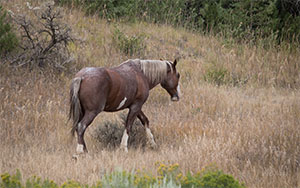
69 77 83 136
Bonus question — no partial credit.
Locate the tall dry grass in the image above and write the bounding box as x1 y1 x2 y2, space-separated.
1 1 300 187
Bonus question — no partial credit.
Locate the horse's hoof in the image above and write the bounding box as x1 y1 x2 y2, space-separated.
119 145 128 153
72 152 87 162
149 142 158 150
72 154 79 162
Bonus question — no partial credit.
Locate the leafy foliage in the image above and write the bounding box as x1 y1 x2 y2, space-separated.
1 164 245 188
58 0 300 45
204 66 229 86
112 26 145 57
0 5 18 55
182 170 245 188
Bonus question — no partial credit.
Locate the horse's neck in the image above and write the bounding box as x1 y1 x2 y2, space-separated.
147 78 164 90
123 59 164 90
148 82 159 90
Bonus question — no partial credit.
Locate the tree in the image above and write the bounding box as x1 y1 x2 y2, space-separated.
0 5 18 56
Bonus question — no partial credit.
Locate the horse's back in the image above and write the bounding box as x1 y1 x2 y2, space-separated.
75 67 106 78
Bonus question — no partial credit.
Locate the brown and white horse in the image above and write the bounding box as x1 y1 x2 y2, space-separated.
69 59 180 154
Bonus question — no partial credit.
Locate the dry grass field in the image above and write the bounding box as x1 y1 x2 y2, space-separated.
1 1 300 187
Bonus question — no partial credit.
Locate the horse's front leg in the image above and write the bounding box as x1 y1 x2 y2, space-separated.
120 106 140 152
137 110 157 149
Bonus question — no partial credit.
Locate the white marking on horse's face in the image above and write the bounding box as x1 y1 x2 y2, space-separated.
117 97 127 110
76 144 84 154
171 84 181 101
176 84 181 97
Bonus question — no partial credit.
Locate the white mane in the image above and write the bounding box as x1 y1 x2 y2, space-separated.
139 59 173 84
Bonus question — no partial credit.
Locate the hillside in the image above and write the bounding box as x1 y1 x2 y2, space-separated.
1 1 300 187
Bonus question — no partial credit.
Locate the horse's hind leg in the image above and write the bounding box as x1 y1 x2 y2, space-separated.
137 111 157 149
76 111 98 154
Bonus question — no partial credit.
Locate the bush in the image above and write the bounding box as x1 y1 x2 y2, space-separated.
1 164 245 188
10 2 74 70
0 170 22 188
0 170 58 188
0 5 18 55
102 170 136 188
93 113 147 150
204 65 229 86
112 27 145 57
181 170 245 188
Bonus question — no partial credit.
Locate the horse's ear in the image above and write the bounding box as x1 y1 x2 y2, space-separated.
173 59 177 67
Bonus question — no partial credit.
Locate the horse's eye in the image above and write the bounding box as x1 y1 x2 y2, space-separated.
176 73 180 78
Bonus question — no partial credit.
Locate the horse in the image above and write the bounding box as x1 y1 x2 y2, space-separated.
69 59 181 154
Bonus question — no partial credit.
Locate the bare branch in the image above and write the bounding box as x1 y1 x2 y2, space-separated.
11 1 75 70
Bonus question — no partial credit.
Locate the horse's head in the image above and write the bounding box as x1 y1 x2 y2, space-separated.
161 59 181 102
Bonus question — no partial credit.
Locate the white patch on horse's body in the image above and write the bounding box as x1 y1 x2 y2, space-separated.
117 97 127 110
76 144 84 154
120 130 129 152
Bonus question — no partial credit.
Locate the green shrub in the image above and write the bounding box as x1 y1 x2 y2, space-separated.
204 65 229 86
86 0 138 22
200 170 245 188
0 5 18 55
1 165 246 188
0 170 22 188
26 176 58 188
0 170 58 188
112 27 145 57
61 180 83 188
181 170 245 188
